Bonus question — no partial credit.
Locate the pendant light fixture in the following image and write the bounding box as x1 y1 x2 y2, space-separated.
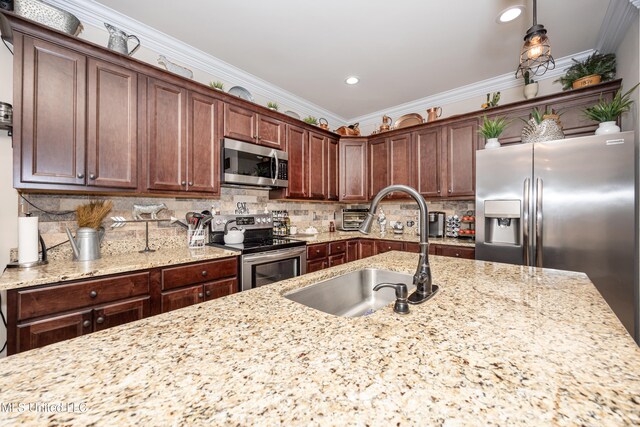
515 0 554 78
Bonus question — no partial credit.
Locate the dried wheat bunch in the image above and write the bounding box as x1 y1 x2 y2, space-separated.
76 200 113 229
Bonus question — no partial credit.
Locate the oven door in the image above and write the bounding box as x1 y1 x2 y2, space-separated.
241 246 307 291
222 138 288 187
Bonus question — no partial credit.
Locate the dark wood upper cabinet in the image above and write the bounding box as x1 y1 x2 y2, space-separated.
326 138 339 201
308 131 326 199
19 37 86 186
257 114 285 149
368 136 390 199
339 138 367 201
87 59 138 189
285 124 308 198
388 132 413 198
187 92 219 194
223 103 256 143
414 128 442 197
146 78 188 192
546 92 614 137
443 119 477 198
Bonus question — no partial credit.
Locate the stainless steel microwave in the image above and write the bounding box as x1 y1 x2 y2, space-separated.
222 138 288 188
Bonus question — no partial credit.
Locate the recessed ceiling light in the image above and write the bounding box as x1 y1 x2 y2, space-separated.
496 5 524 23
345 76 359 85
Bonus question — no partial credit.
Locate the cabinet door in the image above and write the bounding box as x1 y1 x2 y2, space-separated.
347 240 359 262
414 128 442 198
257 114 285 149
86 59 138 189
204 278 237 301
286 125 307 198
147 78 187 191
368 137 389 199
375 240 404 254
20 37 86 185
224 103 256 143
443 119 477 197
404 242 421 253
359 240 376 259
93 296 150 332
339 138 368 201
486 107 532 147
388 132 413 198
188 92 219 194
547 92 614 138
307 259 327 273
308 131 326 199
326 138 339 201
17 310 92 353
328 253 346 267
161 284 204 313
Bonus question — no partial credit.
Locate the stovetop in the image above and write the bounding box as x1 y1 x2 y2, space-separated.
208 236 306 254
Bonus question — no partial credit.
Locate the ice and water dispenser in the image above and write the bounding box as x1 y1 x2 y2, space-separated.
483 200 520 246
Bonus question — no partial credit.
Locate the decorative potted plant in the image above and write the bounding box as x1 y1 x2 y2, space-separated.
209 81 224 91
555 52 616 91
479 116 509 149
583 83 639 135
303 116 318 125
267 102 279 111
523 70 538 99
521 107 564 143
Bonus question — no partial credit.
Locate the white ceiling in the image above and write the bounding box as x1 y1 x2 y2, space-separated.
94 0 610 119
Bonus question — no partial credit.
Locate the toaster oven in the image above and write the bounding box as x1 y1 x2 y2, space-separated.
336 208 369 231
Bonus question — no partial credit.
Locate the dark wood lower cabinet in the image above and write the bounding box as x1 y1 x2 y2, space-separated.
436 245 475 259
328 253 346 267
359 240 376 259
347 240 359 262
161 285 203 313
94 297 149 332
307 259 327 273
17 310 92 354
375 240 404 254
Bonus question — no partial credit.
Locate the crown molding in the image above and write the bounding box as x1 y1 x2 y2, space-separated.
44 0 348 126
347 50 595 126
596 0 639 53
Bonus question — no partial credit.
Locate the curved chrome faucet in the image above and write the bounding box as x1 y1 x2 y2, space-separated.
359 185 439 304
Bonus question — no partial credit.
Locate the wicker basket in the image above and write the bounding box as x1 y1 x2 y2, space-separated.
14 0 83 36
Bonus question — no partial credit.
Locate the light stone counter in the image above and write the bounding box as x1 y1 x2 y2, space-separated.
0 246 240 291
292 231 476 247
0 252 638 425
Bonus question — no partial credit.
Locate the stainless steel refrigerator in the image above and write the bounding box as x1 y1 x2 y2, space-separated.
476 132 638 342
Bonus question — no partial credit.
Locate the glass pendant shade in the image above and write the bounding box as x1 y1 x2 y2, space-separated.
515 0 555 78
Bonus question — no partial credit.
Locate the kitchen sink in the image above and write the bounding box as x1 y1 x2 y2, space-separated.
284 268 415 317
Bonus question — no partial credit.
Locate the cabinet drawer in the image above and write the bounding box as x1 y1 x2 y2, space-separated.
307 243 328 261
17 272 150 321
161 258 237 291
204 278 237 301
375 240 404 254
329 241 346 255
437 245 475 259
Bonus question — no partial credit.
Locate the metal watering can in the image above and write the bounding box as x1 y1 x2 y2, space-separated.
66 227 105 261
105 23 140 56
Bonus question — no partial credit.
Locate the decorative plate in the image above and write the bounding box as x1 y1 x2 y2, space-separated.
394 113 424 129
284 110 300 120
228 86 254 102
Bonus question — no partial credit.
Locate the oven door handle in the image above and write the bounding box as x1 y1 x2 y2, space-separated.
242 247 307 263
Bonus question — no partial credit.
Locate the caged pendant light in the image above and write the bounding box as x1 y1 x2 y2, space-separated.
515 0 555 78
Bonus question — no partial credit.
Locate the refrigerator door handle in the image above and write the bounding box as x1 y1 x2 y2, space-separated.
523 178 530 266
535 178 543 268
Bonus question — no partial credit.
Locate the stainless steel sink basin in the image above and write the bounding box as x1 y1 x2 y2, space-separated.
284 268 416 317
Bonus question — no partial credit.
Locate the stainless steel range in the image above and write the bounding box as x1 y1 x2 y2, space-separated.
208 213 306 292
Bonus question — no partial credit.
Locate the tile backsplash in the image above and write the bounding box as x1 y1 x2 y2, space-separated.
17 188 474 259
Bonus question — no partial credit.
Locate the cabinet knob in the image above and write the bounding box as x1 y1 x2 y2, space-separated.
181 181 187 186
205 290 211 297
455 253 460 257
96 316 105 324
89 290 97 298
89 173 96 180
83 320 90 328
316 250 320 254
188 181 193 186
448 189 452 193
201 270 208 277
198 292 204 299
77 173 85 179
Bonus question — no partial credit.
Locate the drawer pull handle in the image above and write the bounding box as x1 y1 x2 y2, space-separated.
205 290 211 297
202 270 208 277
96 316 105 324
83 320 90 328
198 292 204 299
89 290 97 298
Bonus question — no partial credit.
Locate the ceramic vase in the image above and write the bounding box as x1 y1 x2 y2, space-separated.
485 138 501 149
523 82 539 99
595 121 620 135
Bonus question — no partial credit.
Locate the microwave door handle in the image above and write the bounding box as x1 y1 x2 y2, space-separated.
272 150 279 184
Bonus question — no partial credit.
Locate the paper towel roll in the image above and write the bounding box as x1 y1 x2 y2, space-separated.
18 216 39 264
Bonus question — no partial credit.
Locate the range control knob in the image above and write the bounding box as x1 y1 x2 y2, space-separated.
215 219 222 225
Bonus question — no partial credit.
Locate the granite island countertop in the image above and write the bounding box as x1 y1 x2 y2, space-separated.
0 252 638 425
0 245 240 291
